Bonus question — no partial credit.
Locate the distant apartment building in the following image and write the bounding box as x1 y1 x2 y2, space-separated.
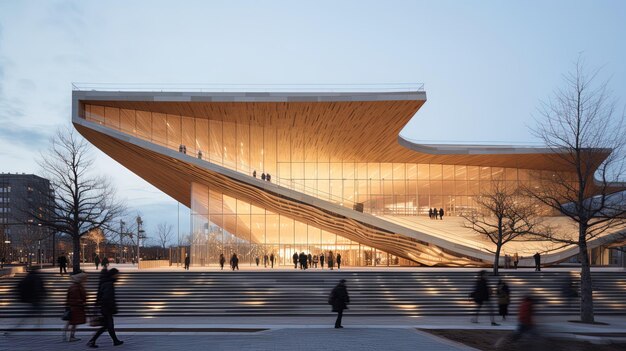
0 173 54 263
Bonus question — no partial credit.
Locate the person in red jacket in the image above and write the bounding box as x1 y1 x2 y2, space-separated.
64 272 87 342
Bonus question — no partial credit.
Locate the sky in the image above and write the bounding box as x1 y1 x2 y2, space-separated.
0 0 625 245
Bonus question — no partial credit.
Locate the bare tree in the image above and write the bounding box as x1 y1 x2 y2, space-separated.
156 222 173 249
526 57 626 323
462 179 541 275
36 128 125 273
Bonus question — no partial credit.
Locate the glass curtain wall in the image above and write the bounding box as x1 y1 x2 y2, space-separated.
83 104 548 266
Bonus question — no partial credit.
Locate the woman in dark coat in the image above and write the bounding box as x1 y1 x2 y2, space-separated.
87 268 123 347
64 272 87 342
329 279 350 328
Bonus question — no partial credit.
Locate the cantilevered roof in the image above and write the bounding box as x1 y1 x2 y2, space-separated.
73 89 608 171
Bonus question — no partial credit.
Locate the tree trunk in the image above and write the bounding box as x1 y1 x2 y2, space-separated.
578 237 595 323
493 244 501 276
72 235 81 274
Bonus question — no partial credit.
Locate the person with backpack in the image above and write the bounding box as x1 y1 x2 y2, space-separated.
63 271 87 342
329 279 350 328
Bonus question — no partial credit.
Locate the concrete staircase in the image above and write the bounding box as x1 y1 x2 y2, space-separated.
1 270 625 318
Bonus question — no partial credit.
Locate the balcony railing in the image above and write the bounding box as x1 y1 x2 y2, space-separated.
72 82 425 93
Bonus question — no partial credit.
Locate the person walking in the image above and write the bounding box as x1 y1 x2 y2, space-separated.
64 271 87 342
328 251 335 270
101 256 109 270
313 255 319 268
263 254 268 267
496 279 511 321
94 255 100 270
58 254 68 275
470 270 499 325
320 253 325 269
9 268 47 334
307 253 312 268
292 252 299 269
255 256 260 267
432 208 438 220
428 208 433 219
269 253 275 268
261 173 266 181
513 252 519 270
253 170 257 178
336 253 342 270
533 252 541 271
184 254 190 270
299 252 307 270
219 253 226 270
329 279 350 328
0 256 5 269
439 208 444 220
87 268 123 347
230 253 239 270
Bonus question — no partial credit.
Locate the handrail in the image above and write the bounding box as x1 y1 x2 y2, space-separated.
72 82 425 93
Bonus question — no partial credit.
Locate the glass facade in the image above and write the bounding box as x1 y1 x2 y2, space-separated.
83 104 545 266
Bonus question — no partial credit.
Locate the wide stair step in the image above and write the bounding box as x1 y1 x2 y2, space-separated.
1 271 625 318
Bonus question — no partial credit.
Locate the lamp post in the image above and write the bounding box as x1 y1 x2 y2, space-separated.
136 216 144 266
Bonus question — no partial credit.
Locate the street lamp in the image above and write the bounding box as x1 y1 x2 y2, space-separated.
136 216 144 266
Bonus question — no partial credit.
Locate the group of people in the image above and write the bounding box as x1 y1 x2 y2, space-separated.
502 253 520 269
215 253 240 270
254 253 277 268
252 170 271 182
428 208 445 220
12 266 123 348
93 255 110 271
178 144 203 159
293 251 341 270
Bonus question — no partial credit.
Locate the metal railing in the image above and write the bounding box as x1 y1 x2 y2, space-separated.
71 82 425 93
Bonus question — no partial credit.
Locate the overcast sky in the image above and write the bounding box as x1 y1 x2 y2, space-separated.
1 0 625 244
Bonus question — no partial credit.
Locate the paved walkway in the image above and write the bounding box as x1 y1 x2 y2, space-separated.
2 328 475 351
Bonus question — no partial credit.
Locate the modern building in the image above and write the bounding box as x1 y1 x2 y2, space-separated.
0 173 54 263
71 85 626 267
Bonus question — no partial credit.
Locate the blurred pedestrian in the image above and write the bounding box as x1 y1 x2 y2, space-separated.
184 254 190 270
219 253 226 270
561 274 578 308
495 295 536 348
428 208 433 219
470 270 499 325
299 252 307 270
58 253 68 275
94 255 101 270
101 256 110 269
87 268 123 347
336 253 342 270
308 253 312 268
313 255 319 268
439 207 444 220
496 279 510 321
329 279 350 328
328 251 335 270
292 252 298 269
269 253 275 268
513 252 519 269
64 271 87 342
320 253 325 269
256 256 260 267
7 268 47 334
263 254 268 267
